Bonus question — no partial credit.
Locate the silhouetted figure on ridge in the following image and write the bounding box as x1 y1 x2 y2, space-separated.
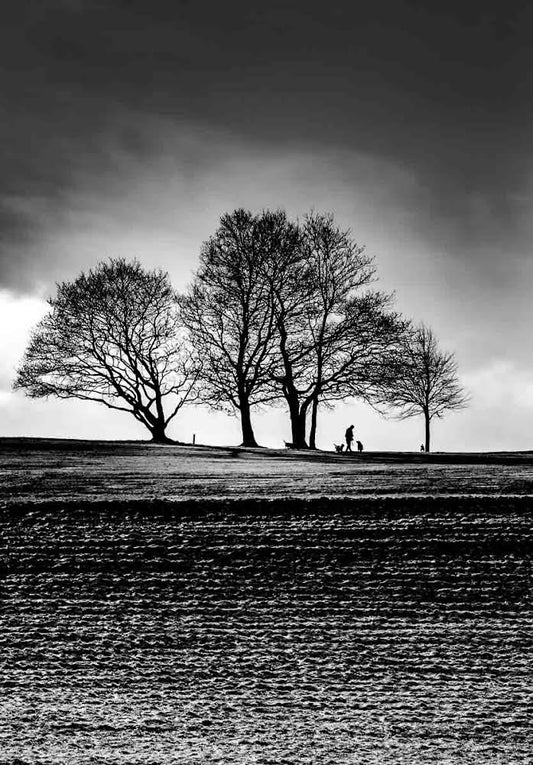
420 444 425 452
345 425 355 452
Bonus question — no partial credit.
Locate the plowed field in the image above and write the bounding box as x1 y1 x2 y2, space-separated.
1 441 532 763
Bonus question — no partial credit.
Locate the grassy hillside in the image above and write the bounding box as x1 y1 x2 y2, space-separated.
3 438 533 506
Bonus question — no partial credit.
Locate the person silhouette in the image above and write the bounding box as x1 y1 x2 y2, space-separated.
420 444 425 452
345 425 355 452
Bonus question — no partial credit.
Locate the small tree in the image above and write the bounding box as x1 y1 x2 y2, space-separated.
379 323 469 452
14 259 198 443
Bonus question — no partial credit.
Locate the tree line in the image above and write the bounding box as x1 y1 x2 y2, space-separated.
14 209 468 451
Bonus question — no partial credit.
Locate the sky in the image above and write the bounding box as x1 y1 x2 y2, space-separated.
2 0 533 451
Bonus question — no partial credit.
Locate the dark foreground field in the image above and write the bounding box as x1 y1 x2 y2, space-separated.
1 441 532 763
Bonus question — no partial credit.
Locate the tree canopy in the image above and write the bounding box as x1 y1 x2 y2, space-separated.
376 323 469 451
14 210 469 451
15 259 198 442
179 209 292 446
264 211 407 447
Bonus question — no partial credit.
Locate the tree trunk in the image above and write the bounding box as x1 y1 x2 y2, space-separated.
149 420 173 444
424 412 431 453
239 395 258 447
288 400 308 449
309 396 319 449
275 322 307 448
143 394 174 444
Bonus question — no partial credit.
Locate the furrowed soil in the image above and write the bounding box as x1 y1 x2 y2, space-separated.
1 440 532 764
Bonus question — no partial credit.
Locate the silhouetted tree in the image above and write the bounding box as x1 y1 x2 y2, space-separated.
301 213 407 447
307 290 407 447
179 209 285 447
378 323 469 452
14 259 197 443
261 211 314 448
265 212 406 448
303 212 371 447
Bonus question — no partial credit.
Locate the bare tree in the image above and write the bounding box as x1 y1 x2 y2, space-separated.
14 259 198 443
265 211 406 448
307 291 407 447
179 209 287 447
301 213 408 447
261 212 315 448
378 323 469 452
302 212 372 447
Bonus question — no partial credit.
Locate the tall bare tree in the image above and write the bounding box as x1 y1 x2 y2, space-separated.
377 323 469 452
265 212 406 448
261 212 315 448
14 259 198 443
179 209 288 447
301 213 407 448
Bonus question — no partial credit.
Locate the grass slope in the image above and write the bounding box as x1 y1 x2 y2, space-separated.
2 437 533 505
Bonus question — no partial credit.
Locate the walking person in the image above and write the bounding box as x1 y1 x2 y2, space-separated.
345 424 355 453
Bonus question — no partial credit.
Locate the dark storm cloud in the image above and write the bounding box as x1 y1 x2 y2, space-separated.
1 0 532 290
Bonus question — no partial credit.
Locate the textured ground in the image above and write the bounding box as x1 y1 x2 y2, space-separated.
1 441 532 763
3 438 533 504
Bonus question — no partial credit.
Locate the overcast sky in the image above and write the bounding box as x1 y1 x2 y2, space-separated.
2 0 533 450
